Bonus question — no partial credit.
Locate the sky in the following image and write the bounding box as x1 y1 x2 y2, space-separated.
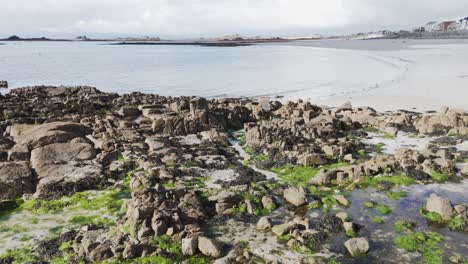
1 0 468 38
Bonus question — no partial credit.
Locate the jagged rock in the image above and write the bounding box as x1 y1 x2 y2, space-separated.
384 127 398 137
333 194 350 207
245 199 256 214
182 237 198 256
9 122 91 148
283 187 307 207
261 195 275 209
272 222 294 236
118 106 141 118
426 194 454 220
343 222 354 233
336 212 349 222
461 166 468 177
198 236 221 258
7 144 30 161
256 216 273 230
298 154 328 166
454 204 466 215
344 237 369 257
0 162 33 200
337 101 353 112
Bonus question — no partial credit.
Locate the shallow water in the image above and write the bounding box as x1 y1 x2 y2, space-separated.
0 41 406 101
2 40 468 111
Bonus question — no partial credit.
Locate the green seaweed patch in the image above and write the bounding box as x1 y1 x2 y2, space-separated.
321 195 339 213
162 180 177 188
373 142 386 153
103 235 212 264
233 192 277 216
0 248 37 263
357 149 366 157
69 215 116 227
394 232 445 264
346 229 356 237
394 220 416 233
430 171 452 183
359 173 415 188
277 234 293 244
103 235 213 264
420 208 467 231
271 162 348 187
375 203 392 215
372 217 385 224
0 223 28 234
362 126 380 133
386 191 408 200
186 176 208 188
20 188 131 216
364 201 376 208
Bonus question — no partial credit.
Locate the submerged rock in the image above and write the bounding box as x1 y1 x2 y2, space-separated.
344 237 369 257
426 194 454 220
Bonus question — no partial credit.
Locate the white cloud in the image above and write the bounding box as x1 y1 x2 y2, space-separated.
0 0 467 37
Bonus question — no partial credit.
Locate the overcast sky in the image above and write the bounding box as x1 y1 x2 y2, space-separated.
1 0 468 38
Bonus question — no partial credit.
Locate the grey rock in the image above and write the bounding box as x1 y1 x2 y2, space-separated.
182 237 198 256
256 216 273 230
426 194 453 220
344 237 369 257
10 122 91 148
0 162 33 200
283 187 307 207
198 236 221 258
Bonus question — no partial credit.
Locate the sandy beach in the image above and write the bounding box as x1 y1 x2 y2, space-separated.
267 39 468 111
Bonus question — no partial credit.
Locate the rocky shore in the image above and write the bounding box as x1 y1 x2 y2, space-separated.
0 86 466 264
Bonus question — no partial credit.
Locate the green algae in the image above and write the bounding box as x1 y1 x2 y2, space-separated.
394 232 445 264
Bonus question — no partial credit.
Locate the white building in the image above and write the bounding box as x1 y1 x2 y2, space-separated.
425 21 438 31
458 17 468 30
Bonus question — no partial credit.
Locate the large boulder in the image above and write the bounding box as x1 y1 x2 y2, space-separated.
283 187 307 207
9 122 91 148
426 194 454 220
0 162 33 200
182 237 198 256
344 237 369 257
197 237 221 258
30 143 101 199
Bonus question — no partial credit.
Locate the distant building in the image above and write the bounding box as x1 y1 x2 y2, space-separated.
425 21 438 31
434 21 457 31
458 17 468 30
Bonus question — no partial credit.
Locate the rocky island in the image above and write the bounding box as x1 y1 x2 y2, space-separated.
0 86 466 264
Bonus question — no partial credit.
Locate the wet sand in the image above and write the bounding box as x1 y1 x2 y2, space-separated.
267 39 468 112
